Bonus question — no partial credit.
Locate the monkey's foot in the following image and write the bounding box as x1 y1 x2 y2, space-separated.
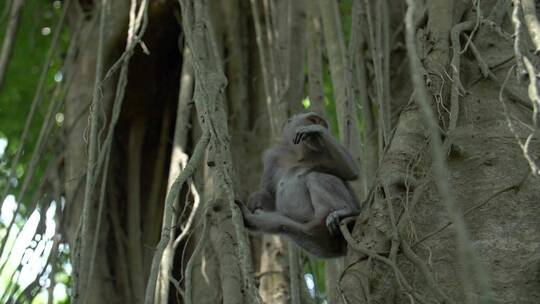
326 211 359 236
325 212 342 236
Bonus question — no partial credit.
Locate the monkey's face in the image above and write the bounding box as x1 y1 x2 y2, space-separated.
282 112 329 143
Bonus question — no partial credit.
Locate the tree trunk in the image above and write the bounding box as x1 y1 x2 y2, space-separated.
340 1 540 303
64 1 181 303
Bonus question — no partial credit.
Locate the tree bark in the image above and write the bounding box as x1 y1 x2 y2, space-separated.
340 1 540 303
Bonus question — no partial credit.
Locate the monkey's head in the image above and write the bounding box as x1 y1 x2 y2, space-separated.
282 112 329 143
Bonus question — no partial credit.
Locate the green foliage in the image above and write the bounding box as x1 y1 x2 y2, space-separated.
0 1 68 206
0 3 70 301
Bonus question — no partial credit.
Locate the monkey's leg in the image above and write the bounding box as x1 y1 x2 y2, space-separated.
247 212 320 235
306 173 359 235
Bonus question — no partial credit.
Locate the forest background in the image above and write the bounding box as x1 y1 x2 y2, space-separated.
0 0 539 303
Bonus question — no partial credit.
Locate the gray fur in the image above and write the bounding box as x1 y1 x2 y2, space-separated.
237 112 360 258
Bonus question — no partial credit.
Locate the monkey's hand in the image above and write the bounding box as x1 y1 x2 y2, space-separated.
293 124 327 145
235 199 258 231
247 190 274 213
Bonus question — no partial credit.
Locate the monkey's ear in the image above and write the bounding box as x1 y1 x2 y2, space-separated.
281 117 293 131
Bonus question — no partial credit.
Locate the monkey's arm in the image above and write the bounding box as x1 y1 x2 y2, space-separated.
247 148 281 211
295 125 360 180
322 133 359 180
247 189 274 212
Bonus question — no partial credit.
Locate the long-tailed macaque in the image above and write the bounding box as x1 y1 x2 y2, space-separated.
237 112 360 258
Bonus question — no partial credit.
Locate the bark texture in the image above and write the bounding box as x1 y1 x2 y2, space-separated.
340 1 540 303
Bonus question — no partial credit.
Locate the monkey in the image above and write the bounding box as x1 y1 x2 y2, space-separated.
236 112 360 258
